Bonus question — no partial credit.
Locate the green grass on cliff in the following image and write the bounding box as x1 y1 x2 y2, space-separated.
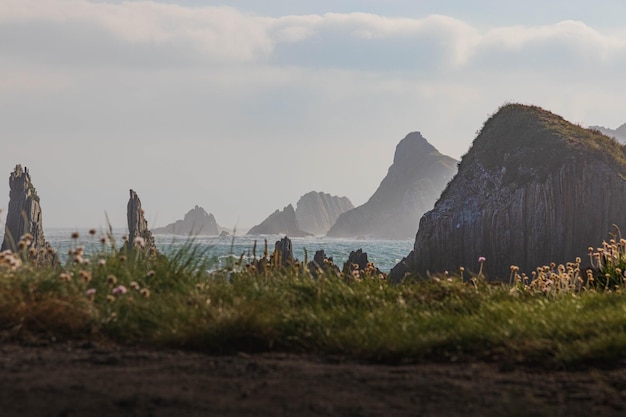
3 231 626 368
464 103 626 184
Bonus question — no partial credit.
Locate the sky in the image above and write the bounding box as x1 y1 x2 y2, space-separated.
1 0 626 231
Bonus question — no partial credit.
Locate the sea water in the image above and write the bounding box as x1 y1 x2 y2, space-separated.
45 228 414 273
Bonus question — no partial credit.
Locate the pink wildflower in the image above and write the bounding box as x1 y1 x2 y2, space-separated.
112 285 128 295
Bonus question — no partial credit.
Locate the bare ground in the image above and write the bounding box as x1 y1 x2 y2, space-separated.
1 341 626 417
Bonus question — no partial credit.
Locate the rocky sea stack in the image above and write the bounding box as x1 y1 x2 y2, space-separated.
1 165 56 265
391 104 626 282
153 206 219 236
295 192 353 236
127 189 157 254
327 132 457 239
590 123 626 144
247 204 311 237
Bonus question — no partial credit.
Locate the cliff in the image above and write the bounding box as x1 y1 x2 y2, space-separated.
153 205 219 235
247 204 311 237
391 104 626 282
294 192 353 236
327 132 457 239
127 189 157 254
1 165 56 265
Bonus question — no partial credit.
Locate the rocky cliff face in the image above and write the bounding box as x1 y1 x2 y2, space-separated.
247 204 311 237
127 189 157 254
1 165 56 264
327 132 457 239
295 192 353 236
153 205 219 235
391 104 626 282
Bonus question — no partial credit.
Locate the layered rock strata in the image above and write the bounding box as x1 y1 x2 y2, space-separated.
327 132 457 239
392 104 626 281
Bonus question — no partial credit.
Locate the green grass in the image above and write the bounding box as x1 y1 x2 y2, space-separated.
2 234 626 369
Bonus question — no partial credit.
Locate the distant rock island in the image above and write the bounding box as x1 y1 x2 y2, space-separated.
295 191 353 236
589 123 626 144
248 192 353 237
392 104 626 281
326 132 457 239
247 204 311 237
153 205 220 236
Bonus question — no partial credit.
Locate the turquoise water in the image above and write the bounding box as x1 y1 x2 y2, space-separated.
45 229 413 273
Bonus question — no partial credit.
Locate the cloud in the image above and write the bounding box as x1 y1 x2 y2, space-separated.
2 1 626 74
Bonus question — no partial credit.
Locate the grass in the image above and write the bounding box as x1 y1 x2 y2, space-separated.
2 231 626 369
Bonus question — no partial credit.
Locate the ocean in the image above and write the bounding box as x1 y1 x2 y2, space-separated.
45 228 414 273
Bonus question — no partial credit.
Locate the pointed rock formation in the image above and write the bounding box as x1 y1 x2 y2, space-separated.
327 132 457 239
307 249 341 277
295 192 353 236
272 236 296 266
153 205 219 235
392 104 626 282
127 189 157 254
247 204 311 237
1 165 56 264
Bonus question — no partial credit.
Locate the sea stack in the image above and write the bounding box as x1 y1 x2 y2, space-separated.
153 205 220 235
127 189 157 253
1 165 56 264
327 132 457 239
295 192 353 236
391 104 626 281
247 204 311 237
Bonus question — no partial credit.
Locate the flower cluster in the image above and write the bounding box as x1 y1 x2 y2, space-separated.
0 250 22 271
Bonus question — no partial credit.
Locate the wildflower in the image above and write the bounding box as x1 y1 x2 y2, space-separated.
89 228 97 235
130 281 140 291
28 247 37 257
140 288 150 298
106 295 116 303
79 270 92 283
133 236 145 248
85 288 96 299
100 237 107 245
97 259 106 266
119 255 127 262
112 285 127 295
59 272 72 282
71 232 80 239
478 256 486 263
146 270 156 278
106 274 118 286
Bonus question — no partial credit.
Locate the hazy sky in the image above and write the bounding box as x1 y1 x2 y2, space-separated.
1 0 626 231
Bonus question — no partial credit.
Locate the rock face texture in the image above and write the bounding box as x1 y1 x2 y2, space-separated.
391 104 626 282
247 204 311 237
295 192 353 236
153 206 219 236
127 189 157 253
327 132 457 239
1 165 56 264
589 123 626 144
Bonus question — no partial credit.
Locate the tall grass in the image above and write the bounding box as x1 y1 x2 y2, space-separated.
2 230 626 368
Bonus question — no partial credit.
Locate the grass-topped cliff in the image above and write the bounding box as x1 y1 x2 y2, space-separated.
393 103 626 281
460 103 626 187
